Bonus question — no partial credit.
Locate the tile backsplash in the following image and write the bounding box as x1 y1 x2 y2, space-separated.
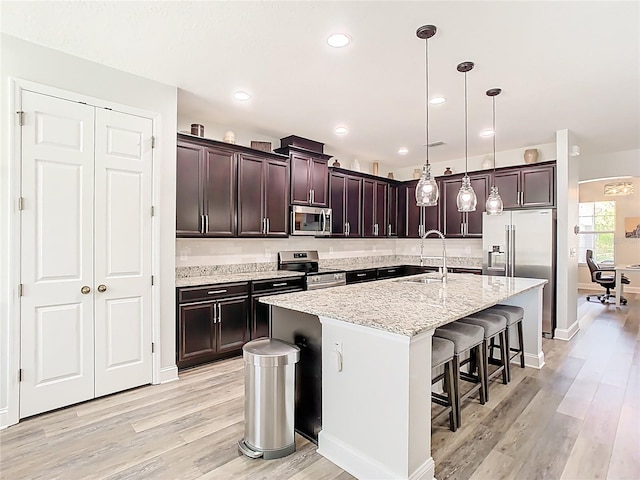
176 237 483 268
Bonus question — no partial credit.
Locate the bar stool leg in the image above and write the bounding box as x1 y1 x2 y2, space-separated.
476 345 486 405
444 361 457 431
505 325 512 382
517 320 525 369
482 339 490 402
499 330 508 385
452 355 462 427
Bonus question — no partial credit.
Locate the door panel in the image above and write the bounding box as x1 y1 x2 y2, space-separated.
442 178 463 237
204 147 236 236
176 142 203 235
388 185 398 236
329 173 346 235
346 177 362 237
522 166 555 207
309 158 328 206
20 91 95 418
217 297 249 353
466 175 489 236
237 155 265 236
94 108 153 397
375 182 387 236
362 179 375 237
290 153 311 205
493 171 520 209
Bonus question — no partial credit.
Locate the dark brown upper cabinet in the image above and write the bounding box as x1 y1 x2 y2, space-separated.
398 180 439 238
329 171 362 237
492 162 555 209
176 136 236 237
275 144 331 208
441 173 489 238
363 179 389 237
237 153 289 237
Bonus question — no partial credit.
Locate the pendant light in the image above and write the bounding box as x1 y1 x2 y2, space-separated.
485 88 504 215
415 25 439 207
456 61 477 212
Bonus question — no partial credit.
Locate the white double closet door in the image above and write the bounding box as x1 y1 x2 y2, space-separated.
20 90 153 418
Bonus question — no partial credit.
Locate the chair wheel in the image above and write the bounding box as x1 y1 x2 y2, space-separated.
601 299 606 304
586 296 591 300
622 299 627 305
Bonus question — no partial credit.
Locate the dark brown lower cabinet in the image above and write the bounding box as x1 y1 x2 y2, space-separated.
250 276 305 340
176 283 249 369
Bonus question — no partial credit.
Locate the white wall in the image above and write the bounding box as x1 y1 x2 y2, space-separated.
578 177 640 291
0 34 178 427
394 142 557 181
578 148 640 181
554 129 580 340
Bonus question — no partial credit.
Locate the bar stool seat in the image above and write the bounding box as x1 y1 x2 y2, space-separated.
484 305 525 381
459 312 508 400
431 337 457 431
434 322 486 428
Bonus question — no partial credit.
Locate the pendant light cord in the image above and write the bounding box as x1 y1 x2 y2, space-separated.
464 71 468 176
492 95 496 186
425 37 430 168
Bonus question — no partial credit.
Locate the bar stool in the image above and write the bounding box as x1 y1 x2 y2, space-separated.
458 312 508 401
431 337 457 432
484 305 525 382
433 322 485 428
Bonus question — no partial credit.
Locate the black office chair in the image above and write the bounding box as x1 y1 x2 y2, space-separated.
585 249 629 305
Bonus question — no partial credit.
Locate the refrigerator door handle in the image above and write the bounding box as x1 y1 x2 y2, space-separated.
508 225 516 277
505 225 511 277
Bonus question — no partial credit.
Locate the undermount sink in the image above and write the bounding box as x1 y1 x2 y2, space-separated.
398 272 448 284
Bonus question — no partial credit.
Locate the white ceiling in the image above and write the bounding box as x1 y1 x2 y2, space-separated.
2 1 639 168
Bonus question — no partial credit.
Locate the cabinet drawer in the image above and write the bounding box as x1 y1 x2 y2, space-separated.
376 267 403 279
346 269 377 284
177 282 249 303
449 267 482 275
251 276 305 294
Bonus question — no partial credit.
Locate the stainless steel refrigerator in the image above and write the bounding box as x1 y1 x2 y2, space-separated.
482 209 556 337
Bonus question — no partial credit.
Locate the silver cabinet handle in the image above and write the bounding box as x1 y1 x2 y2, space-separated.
212 303 217 324
272 282 288 287
388 224 391 236
266 218 270 234
356 273 367 277
205 215 209 234
262 218 266 235
387 269 396 273
217 303 221 323
308 190 312 203
311 189 315 204
374 224 378 236
207 289 227 295
200 214 205 235
347 222 350 235
322 211 327 233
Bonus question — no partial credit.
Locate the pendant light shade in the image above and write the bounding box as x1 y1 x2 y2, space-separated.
456 61 477 212
485 87 504 215
415 25 439 207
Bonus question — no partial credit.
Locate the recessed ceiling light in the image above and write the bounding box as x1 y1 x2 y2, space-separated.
480 129 495 137
429 97 446 105
335 126 349 135
327 33 351 48
398 147 409 155
233 91 251 101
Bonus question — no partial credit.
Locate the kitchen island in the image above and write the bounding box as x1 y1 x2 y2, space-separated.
261 273 547 480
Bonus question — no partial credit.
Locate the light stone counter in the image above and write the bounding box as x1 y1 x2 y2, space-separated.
261 273 546 337
175 270 303 287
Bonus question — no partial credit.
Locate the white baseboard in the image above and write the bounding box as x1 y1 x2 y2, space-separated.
159 365 178 383
318 430 434 480
523 351 545 369
554 319 580 341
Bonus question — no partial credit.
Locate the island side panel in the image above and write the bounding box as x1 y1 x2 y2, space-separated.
318 316 435 480
501 285 545 368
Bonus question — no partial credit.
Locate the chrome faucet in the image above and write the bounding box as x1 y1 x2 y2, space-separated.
420 229 448 283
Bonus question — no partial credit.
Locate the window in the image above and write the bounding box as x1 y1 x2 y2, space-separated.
578 201 615 264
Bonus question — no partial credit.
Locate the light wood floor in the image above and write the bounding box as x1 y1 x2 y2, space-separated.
1 291 638 480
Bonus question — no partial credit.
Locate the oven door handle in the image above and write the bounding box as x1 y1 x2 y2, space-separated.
321 210 327 234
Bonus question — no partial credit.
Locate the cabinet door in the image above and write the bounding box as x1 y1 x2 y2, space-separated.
466 174 489 236
217 297 249 354
309 158 328 207
177 302 216 368
265 160 289 237
290 153 311 205
388 184 398 236
423 204 440 232
522 165 555 207
441 178 464 237
346 176 362 237
375 182 388 236
404 183 421 238
176 142 204 236
237 154 265 236
330 173 346 235
362 179 375 237
204 146 236 236
493 170 520 209
252 296 270 340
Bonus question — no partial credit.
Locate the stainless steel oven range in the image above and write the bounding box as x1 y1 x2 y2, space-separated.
277 250 346 290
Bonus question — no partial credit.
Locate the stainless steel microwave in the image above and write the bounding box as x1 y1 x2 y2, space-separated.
290 206 332 236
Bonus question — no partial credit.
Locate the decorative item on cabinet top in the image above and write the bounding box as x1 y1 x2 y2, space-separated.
190 124 204 137
523 148 539 164
251 141 272 152
223 131 236 144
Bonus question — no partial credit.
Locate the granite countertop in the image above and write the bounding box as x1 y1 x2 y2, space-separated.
260 273 546 337
175 270 304 287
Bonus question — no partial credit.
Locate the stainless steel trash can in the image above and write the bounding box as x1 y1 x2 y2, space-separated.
238 338 300 460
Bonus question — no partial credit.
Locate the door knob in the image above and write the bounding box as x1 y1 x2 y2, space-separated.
81 286 91 294
97 284 107 293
